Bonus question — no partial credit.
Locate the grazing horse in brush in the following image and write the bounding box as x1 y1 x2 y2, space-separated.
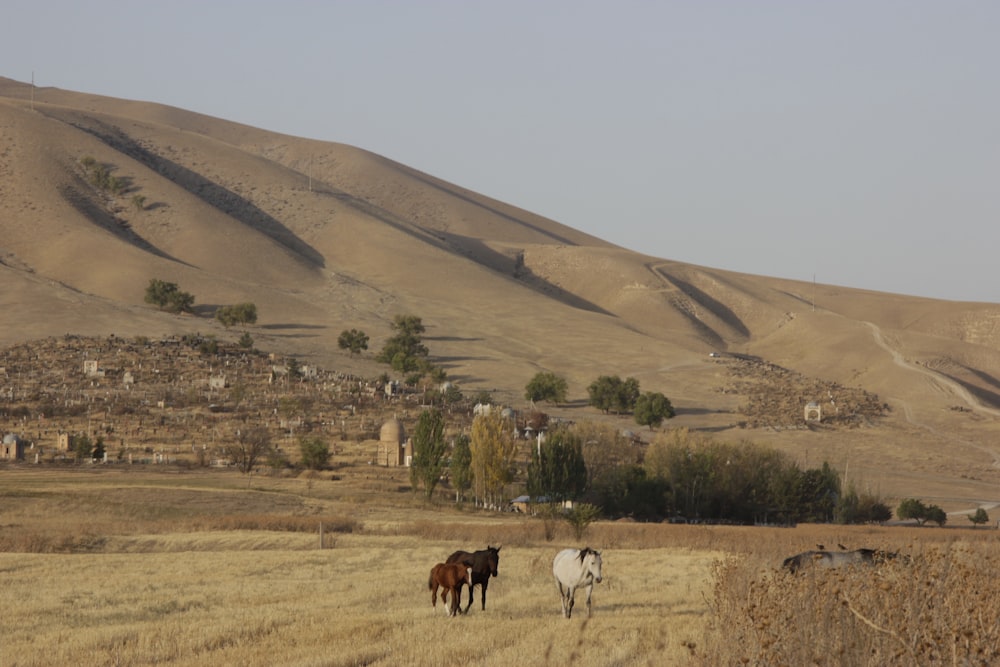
428 561 472 616
446 544 501 613
552 547 603 618
782 548 901 573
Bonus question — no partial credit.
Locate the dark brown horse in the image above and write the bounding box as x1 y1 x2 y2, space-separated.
428 561 472 616
446 545 501 613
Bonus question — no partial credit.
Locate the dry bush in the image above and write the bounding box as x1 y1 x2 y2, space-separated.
697 540 1000 666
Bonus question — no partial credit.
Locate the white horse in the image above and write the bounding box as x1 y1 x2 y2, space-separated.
552 547 603 618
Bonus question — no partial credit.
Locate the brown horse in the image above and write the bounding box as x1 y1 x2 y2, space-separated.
445 545 501 613
428 562 472 616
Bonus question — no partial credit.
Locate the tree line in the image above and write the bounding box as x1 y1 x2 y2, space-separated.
405 417 903 526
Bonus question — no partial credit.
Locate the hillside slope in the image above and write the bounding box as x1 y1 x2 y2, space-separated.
3 76 1000 508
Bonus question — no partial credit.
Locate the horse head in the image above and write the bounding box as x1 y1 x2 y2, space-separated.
579 547 603 583
487 544 501 577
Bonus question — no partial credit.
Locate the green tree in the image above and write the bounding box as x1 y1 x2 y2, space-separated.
198 336 219 355
216 303 257 328
470 410 517 508
167 290 195 314
526 427 588 504
896 497 929 525
238 332 254 349
525 371 568 404
797 463 841 523
969 507 990 528
925 504 947 527
449 434 473 504
299 436 330 471
587 375 640 414
376 314 429 373
563 503 602 541
72 434 93 462
144 278 175 308
92 436 106 462
634 391 675 430
857 492 893 524
834 483 860 524
144 279 195 314
410 408 448 499
338 329 369 354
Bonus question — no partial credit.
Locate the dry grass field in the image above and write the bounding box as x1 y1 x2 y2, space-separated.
2 466 998 667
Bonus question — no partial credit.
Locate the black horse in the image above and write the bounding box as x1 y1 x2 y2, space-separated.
446 545 501 613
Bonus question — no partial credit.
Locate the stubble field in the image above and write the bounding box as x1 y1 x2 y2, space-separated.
1 467 998 666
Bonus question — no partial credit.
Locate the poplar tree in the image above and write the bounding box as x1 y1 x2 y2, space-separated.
526 427 588 503
410 408 448 499
470 410 517 508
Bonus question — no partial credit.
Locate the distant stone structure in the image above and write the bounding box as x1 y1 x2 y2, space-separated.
83 359 104 378
1 434 27 460
804 401 822 422
376 418 411 467
57 432 75 451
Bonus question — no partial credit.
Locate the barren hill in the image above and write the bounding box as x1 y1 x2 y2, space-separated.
3 75 1000 510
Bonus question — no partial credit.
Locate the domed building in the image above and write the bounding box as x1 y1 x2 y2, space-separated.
376 417 412 467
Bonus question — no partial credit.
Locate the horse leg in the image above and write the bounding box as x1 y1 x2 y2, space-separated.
480 579 489 611
430 581 438 609
462 581 474 614
566 588 575 619
584 583 594 617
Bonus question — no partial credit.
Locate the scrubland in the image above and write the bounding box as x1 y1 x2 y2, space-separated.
1 466 998 667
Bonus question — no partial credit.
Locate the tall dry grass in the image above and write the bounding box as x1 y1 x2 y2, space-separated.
696 532 1000 666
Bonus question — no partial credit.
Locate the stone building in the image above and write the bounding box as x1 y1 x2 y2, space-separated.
1 434 27 460
376 418 412 467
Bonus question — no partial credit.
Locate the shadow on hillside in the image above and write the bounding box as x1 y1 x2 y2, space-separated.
654 270 751 341
310 171 612 317
437 232 614 316
192 305 218 317
950 371 1000 410
44 111 326 269
424 336 484 343
692 424 741 433
259 323 328 331
59 182 185 265
396 163 582 245
675 407 730 416
435 355 493 364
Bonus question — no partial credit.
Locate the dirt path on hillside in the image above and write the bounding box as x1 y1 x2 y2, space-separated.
864 321 1000 486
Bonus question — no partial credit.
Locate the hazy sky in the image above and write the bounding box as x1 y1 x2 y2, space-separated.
4 2 998 302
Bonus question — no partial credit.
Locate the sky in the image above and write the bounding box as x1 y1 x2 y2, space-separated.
3 1 998 302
